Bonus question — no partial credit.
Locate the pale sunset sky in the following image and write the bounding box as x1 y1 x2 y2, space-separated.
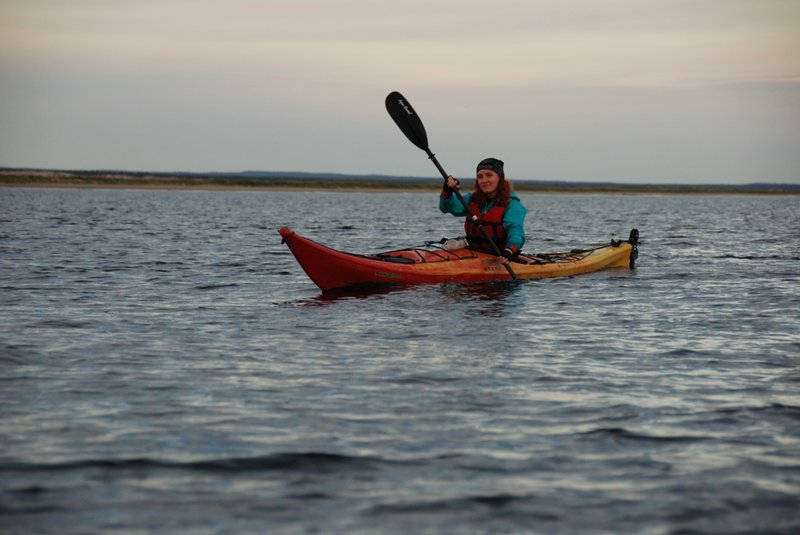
1 0 798 183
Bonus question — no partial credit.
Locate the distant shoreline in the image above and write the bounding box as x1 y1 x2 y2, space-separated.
1 170 798 195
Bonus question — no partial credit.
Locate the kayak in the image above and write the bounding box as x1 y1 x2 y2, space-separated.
279 227 639 292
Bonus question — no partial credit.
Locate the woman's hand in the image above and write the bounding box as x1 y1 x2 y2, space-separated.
499 246 517 265
445 176 460 191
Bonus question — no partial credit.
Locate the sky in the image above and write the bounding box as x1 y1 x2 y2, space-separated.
1 0 798 184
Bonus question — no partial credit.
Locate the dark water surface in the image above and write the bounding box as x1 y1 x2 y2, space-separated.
1 188 798 534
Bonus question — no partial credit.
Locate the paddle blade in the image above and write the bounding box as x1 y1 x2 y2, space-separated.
385 91 429 151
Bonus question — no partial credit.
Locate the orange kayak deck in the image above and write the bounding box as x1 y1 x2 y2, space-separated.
279 227 639 292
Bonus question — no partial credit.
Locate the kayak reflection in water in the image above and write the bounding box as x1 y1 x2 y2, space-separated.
439 157 527 264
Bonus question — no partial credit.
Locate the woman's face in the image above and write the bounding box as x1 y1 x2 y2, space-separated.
476 169 501 197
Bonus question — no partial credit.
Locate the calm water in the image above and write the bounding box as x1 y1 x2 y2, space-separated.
1 187 799 534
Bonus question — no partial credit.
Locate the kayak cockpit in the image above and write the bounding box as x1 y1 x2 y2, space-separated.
372 247 477 264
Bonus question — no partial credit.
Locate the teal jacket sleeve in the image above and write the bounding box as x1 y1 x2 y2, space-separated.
503 197 527 252
439 191 472 216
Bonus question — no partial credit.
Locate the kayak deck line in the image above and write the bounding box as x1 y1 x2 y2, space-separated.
279 227 639 292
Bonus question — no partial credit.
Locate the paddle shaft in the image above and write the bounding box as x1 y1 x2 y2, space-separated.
424 148 502 250
385 91 516 279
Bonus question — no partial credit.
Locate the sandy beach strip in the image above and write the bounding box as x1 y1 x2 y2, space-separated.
1 171 797 194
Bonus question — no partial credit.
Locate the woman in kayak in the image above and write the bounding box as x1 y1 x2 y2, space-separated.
439 157 527 261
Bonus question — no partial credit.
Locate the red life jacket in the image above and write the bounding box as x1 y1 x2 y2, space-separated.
464 200 508 251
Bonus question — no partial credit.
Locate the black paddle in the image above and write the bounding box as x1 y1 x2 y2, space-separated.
385 91 517 280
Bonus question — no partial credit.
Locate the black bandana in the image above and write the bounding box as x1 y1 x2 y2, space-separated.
476 157 505 177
